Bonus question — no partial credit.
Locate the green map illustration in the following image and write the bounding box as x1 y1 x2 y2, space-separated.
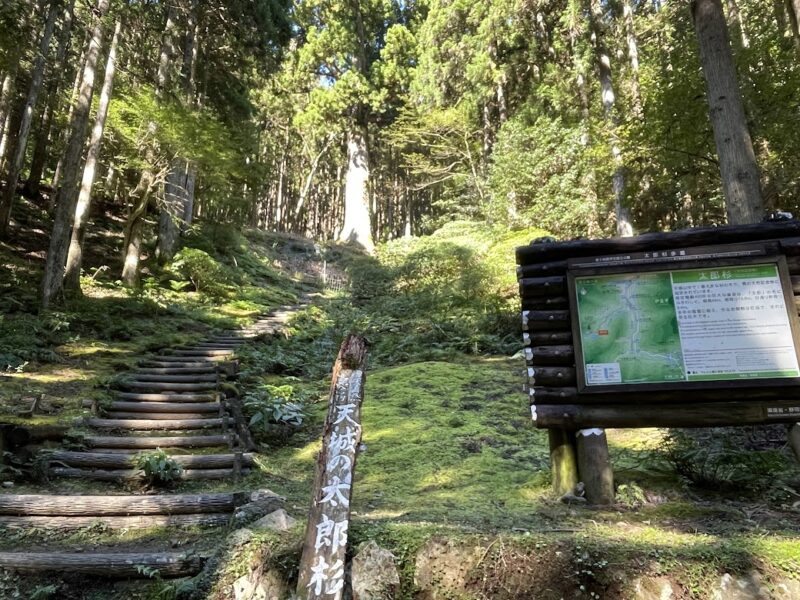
576 272 684 384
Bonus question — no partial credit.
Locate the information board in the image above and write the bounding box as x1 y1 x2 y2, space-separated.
571 262 800 391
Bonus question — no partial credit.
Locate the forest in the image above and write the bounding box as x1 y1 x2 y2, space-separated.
1 0 800 598
1 0 799 289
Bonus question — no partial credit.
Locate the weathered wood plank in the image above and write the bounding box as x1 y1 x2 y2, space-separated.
49 466 250 481
47 451 254 469
0 552 204 577
114 392 219 402
85 434 232 449
0 492 247 515
117 381 218 392
532 399 800 428
516 222 800 264
84 417 228 430
297 335 367 600
523 345 574 366
82 400 221 413
522 310 570 332
0 513 231 530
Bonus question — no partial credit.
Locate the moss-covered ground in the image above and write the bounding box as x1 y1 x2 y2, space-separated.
1 209 800 598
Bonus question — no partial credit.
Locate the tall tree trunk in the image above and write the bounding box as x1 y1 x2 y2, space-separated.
692 0 763 225
0 69 17 167
40 0 110 307
51 26 90 201
0 1 59 237
24 0 76 198
787 0 800 50
121 3 177 285
62 18 121 294
623 0 643 117
338 126 373 251
155 0 198 264
725 0 750 48
589 0 632 237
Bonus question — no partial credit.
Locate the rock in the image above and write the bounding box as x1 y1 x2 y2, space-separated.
234 492 285 524
232 569 288 600
228 528 255 547
351 540 400 600
632 576 676 600
774 578 800 599
414 538 487 600
2 481 13 488
712 572 769 600
250 509 298 533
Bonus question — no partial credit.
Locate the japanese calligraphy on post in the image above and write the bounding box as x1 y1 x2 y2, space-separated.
573 263 800 388
297 335 367 600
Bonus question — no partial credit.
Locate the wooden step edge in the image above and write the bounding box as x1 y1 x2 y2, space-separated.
85 434 233 449
49 467 252 481
46 451 255 469
114 393 221 402
82 400 222 413
83 417 230 430
0 490 280 516
0 513 232 530
0 552 205 577
102 411 224 421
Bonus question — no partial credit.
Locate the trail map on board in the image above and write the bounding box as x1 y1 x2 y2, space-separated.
574 264 800 387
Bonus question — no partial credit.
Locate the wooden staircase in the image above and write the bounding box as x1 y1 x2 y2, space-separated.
0 306 300 578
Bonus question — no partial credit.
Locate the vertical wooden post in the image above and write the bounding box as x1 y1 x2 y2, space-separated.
789 423 800 463
576 428 615 505
548 429 578 496
296 335 367 600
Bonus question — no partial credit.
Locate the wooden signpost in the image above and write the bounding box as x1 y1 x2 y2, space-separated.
297 335 367 600
516 220 800 503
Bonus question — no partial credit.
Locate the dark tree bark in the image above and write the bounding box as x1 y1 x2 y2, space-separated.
23 0 75 198
62 18 121 293
0 1 59 237
692 0 764 225
41 0 110 307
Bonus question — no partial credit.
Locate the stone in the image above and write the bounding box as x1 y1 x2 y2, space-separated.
774 578 800 599
232 570 288 600
234 492 285 524
413 538 487 600
250 509 298 532
351 540 400 600
228 528 255 547
631 576 676 600
712 572 769 600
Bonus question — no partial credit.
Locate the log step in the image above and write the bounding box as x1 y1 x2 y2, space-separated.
103 411 223 421
0 513 232 530
47 451 254 469
85 417 229 430
114 392 219 402
170 349 234 357
0 491 254 515
83 400 222 413
135 367 220 375
145 356 221 363
0 552 204 577
85 434 232 449
127 374 219 383
118 381 218 392
50 466 251 481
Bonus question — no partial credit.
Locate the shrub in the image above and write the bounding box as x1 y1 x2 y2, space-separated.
244 384 311 430
170 248 231 298
135 449 183 486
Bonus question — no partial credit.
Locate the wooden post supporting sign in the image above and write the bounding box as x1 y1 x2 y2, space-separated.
548 429 578 496
296 335 367 600
575 428 615 505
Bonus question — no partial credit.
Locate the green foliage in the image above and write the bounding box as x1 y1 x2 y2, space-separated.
135 450 183 487
663 430 800 500
170 248 232 298
28 585 58 600
244 222 546 378
243 384 311 429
